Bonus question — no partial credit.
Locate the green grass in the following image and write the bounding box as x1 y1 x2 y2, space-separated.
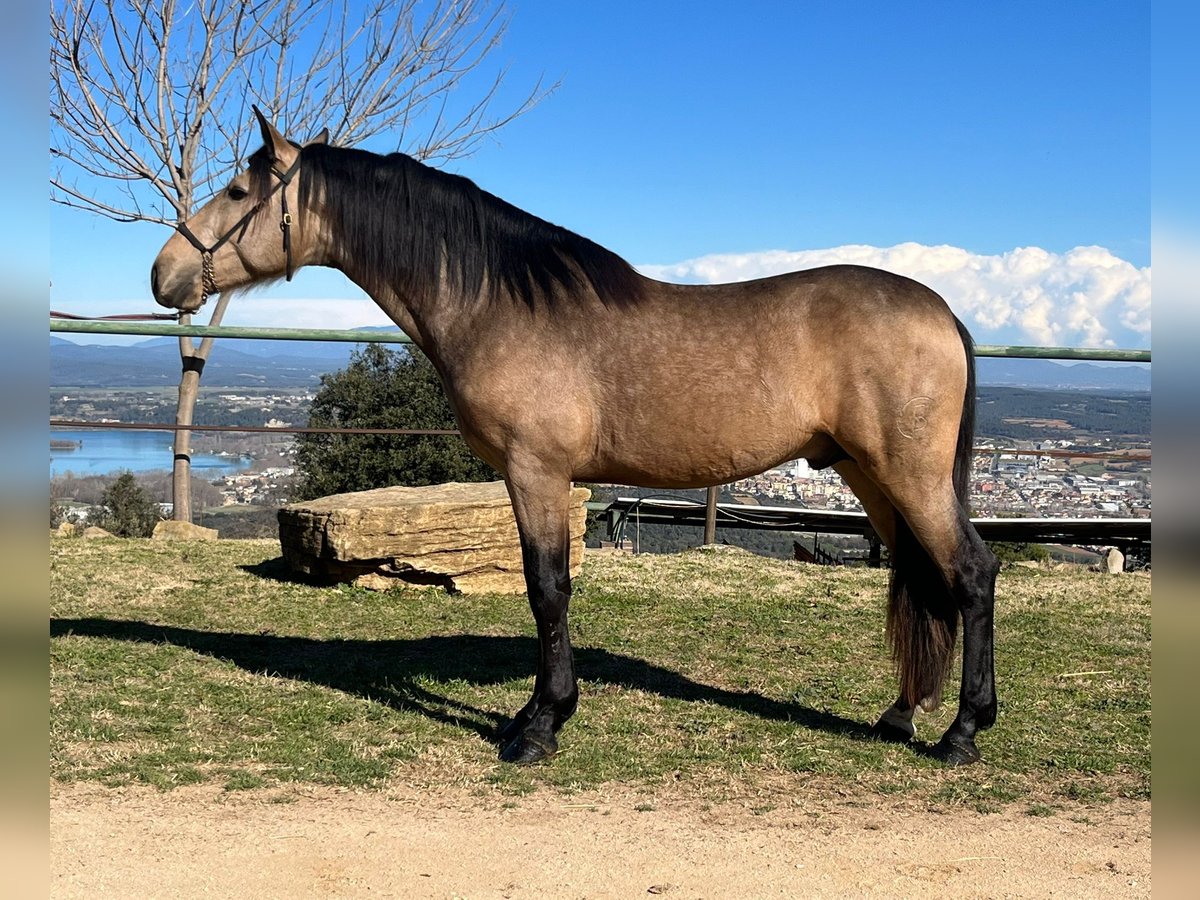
50 538 1150 807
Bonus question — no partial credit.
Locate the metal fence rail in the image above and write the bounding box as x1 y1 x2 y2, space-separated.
50 319 1152 362
49 419 459 436
51 320 415 345
45 418 1150 463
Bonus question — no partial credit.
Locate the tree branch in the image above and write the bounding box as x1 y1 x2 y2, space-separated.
51 0 548 221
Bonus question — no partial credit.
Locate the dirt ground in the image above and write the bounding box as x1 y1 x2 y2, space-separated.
50 782 1150 898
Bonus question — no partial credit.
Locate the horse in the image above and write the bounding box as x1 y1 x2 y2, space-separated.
152 109 1000 767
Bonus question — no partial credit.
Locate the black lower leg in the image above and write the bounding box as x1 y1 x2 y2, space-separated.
930 533 999 766
499 537 578 765
871 697 917 744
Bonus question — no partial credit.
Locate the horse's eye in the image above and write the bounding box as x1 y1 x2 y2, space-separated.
228 186 248 201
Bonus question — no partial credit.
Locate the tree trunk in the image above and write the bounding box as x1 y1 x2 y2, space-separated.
171 345 199 522
171 294 233 522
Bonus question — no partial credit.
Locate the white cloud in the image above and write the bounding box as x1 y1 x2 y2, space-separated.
71 243 1148 351
638 242 1151 348
221 296 396 331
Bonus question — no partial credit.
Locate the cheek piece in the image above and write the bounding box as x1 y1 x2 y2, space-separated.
174 156 301 306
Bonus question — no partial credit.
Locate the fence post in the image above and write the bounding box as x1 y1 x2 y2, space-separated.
703 485 718 545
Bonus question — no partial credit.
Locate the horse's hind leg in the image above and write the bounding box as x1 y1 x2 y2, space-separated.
834 460 917 744
888 489 1000 765
497 465 578 764
840 453 999 762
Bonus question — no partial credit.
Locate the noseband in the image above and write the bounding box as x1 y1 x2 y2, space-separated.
174 156 302 306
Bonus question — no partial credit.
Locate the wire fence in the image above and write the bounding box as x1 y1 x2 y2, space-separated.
49 419 459 436
47 418 1148 463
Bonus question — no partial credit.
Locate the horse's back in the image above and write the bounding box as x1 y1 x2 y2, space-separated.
552 264 970 486
608 263 966 405
650 263 955 323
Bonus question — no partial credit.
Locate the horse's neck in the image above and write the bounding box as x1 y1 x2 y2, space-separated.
323 247 437 351
331 241 600 371
337 264 477 369
371 285 431 348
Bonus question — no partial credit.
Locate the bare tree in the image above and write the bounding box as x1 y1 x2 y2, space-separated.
51 0 546 521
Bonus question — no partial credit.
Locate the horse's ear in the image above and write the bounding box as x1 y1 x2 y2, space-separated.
251 105 293 162
307 127 330 146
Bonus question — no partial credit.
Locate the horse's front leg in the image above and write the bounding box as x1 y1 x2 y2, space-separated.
497 468 578 764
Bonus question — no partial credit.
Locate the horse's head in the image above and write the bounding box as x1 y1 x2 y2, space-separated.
150 109 327 313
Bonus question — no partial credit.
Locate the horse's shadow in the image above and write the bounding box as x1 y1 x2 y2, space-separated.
50 616 876 745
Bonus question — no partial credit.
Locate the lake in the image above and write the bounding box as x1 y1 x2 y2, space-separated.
50 429 254 479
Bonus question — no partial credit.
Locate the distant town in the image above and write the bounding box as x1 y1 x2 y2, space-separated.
734 440 1150 520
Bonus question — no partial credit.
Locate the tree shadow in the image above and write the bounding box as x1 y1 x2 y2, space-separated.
50 617 877 745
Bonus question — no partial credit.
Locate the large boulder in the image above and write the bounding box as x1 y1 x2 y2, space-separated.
278 481 590 594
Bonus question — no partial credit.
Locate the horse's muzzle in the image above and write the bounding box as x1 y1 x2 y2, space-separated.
150 260 204 313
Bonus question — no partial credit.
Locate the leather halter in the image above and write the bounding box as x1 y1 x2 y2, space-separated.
174 156 302 306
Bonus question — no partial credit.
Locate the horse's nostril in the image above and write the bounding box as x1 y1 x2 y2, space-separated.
151 263 160 298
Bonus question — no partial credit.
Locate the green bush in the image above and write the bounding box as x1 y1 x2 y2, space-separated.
88 472 161 537
989 541 1051 565
294 345 495 500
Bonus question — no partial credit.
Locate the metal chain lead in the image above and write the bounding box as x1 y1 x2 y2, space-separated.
200 251 218 305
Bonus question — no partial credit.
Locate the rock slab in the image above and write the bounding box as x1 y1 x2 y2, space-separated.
153 520 219 542
278 481 590 594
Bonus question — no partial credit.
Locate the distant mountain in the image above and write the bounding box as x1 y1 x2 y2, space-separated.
51 328 408 388
51 332 1150 392
976 358 1150 391
129 337 355 362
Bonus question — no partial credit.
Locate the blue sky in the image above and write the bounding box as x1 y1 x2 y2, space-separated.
51 1 1149 348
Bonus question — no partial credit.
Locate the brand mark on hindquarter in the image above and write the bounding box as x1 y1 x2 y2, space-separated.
898 396 934 438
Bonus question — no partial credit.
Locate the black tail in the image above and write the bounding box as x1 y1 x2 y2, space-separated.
887 316 976 711
952 316 976 507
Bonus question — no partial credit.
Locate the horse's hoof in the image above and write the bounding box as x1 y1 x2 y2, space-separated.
496 715 527 746
870 719 915 745
927 735 981 766
499 732 557 765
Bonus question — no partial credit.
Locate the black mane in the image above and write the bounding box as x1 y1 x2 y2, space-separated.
277 143 644 308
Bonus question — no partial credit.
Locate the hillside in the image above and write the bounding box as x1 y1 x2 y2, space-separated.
49 331 404 388
975 357 1149 390
975 386 1151 440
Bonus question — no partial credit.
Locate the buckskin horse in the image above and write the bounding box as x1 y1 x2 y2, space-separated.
151 110 1000 766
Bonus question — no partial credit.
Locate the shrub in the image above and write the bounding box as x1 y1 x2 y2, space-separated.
88 472 161 537
294 345 495 500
